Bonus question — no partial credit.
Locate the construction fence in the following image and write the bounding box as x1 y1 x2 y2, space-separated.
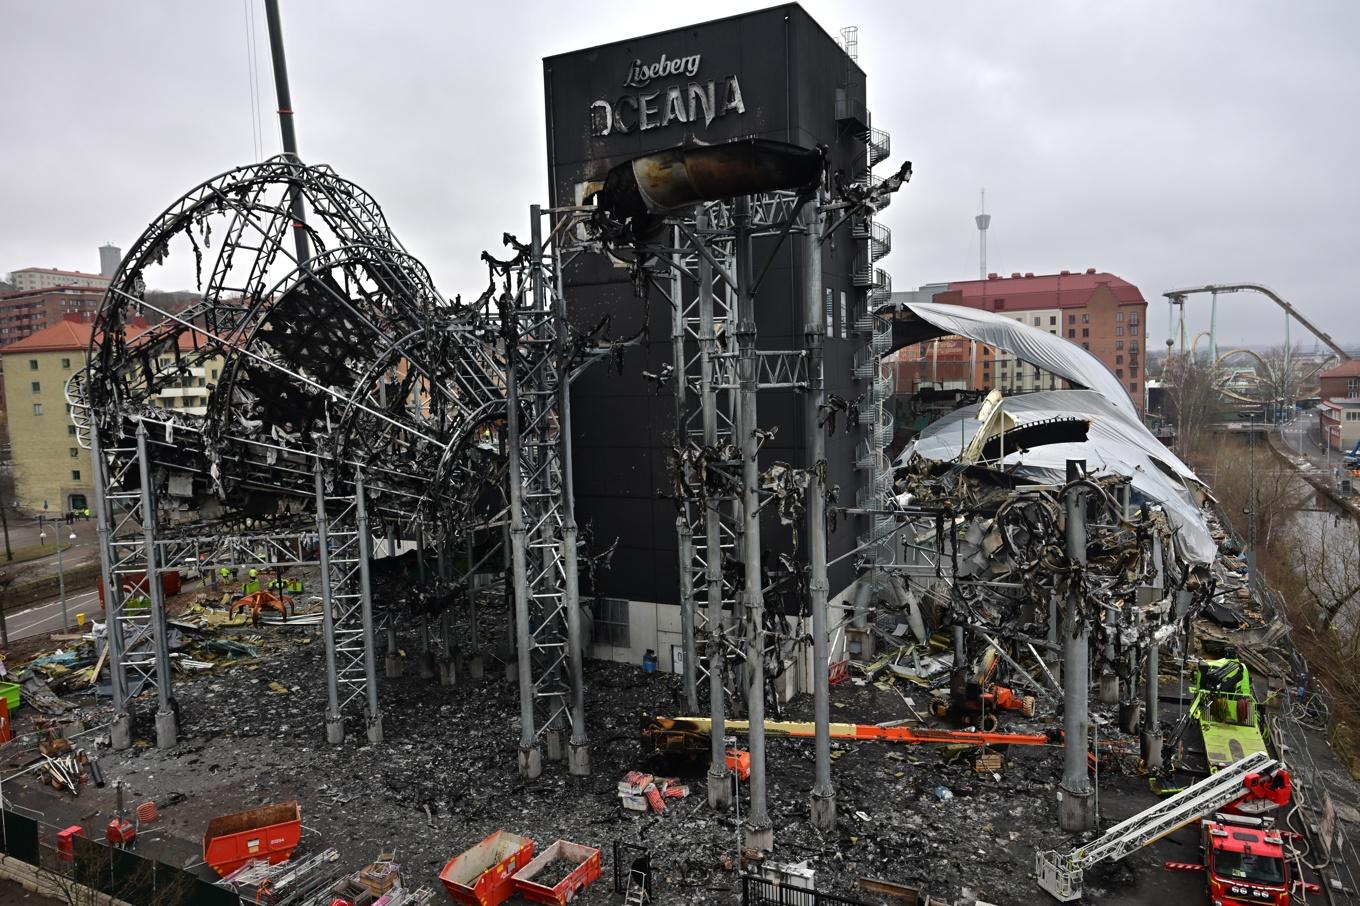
0 805 237 906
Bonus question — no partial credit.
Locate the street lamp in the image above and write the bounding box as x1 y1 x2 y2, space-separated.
39 527 77 633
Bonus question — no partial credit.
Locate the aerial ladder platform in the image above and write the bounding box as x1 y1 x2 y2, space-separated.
1036 751 1291 901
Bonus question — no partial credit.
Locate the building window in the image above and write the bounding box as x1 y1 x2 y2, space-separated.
69 447 79 458
1082 313 1089 323
1116 355 1124 364
1068 329 1076 338
1068 314 1075 324
1115 340 1124 350
1115 326 1124 336
1082 343 1089 350
1130 341 1139 353
71 470 81 481
30 381 40 393
1129 382 1137 392
592 597 630 647
1082 328 1089 338
1049 316 1057 326
1130 363 1139 376
32 403 43 416
1130 312 1139 326
68 425 78 436
61 357 71 369
1116 312 1124 321
1348 378 1359 397
1117 368 1124 378
28 359 38 371
211 368 219 379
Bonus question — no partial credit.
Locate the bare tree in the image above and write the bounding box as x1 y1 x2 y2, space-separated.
1165 351 1226 461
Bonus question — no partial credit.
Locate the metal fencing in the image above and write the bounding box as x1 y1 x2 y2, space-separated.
1 805 236 906
741 874 882 906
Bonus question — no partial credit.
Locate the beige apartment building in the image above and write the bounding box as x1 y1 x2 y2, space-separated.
0 316 95 513
1 314 219 514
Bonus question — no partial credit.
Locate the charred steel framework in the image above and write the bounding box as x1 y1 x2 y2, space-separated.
70 159 594 761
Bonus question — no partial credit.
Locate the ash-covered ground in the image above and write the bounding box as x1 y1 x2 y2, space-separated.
3 608 1260 906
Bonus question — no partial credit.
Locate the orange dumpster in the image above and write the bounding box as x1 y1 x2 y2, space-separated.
202 801 302 877
440 831 534 906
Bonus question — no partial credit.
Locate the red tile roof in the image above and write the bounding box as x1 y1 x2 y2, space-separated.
945 270 1146 311
0 313 194 354
1320 360 1360 379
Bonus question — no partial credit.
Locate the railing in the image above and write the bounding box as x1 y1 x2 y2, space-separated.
741 874 878 906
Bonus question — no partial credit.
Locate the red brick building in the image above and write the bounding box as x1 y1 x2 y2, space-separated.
893 268 1149 413
1317 360 1360 453
0 284 107 345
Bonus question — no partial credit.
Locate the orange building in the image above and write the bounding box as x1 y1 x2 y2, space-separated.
892 268 1148 413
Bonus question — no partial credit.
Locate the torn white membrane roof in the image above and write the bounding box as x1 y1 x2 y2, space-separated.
897 389 1217 565
892 302 1139 419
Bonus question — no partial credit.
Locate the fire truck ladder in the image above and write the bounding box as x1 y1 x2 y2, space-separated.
1036 750 1279 902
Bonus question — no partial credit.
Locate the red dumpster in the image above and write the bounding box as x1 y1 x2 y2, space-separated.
97 570 182 607
511 840 601 905
439 831 534 906
56 825 85 861
202 801 302 877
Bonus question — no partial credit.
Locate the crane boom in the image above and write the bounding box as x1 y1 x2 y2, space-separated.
644 715 1059 751
1036 751 1291 901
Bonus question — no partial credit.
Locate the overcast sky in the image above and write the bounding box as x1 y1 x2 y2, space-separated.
2 1 1356 349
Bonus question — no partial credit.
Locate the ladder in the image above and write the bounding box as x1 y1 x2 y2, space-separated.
1036 750 1278 901
624 867 650 905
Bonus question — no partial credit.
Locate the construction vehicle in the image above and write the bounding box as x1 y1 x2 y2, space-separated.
1343 438 1359 469
929 649 1036 729
1036 751 1291 901
1189 658 1269 775
231 590 291 623
643 715 1060 757
1162 812 1312 906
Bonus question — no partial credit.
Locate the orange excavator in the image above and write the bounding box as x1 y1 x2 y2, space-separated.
643 715 1060 756
929 649 1037 731
231 591 290 623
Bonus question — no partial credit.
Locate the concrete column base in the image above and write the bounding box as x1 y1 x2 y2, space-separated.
154 709 178 749
1141 731 1163 771
417 654 436 680
366 711 384 746
810 790 837 831
743 820 773 855
568 741 591 776
467 655 484 680
110 712 132 750
1058 783 1097 832
544 729 564 762
708 766 732 810
438 658 456 686
518 744 543 779
385 655 403 679
1098 672 1120 705
325 712 345 745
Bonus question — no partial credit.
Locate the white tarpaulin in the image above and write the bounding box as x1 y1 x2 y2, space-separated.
897 389 1216 564
893 302 1139 419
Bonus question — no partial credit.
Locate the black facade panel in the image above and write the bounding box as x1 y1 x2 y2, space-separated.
547 4 872 603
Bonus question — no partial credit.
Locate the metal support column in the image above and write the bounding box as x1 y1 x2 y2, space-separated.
735 196 773 853
91 430 131 750
353 470 384 745
505 240 542 779
548 209 590 778
700 222 732 811
678 519 700 713
1142 636 1163 770
804 203 836 832
1059 468 1096 831
135 425 178 749
313 460 345 744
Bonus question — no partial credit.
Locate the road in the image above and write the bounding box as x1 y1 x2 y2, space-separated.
2 587 100 642
1279 410 1354 481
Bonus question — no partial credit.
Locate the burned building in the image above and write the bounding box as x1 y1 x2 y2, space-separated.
544 5 895 670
